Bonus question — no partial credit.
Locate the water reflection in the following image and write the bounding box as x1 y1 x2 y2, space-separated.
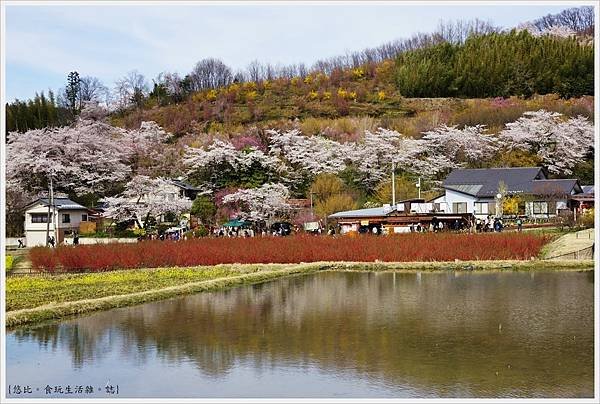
7 271 594 398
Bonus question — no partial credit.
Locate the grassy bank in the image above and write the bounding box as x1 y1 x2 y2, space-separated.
6 260 593 328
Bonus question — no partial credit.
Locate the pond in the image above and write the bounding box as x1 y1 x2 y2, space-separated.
5 270 594 398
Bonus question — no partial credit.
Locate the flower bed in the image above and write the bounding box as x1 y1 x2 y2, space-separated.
29 233 552 272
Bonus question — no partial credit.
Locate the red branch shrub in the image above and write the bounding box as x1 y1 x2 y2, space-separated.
29 233 552 273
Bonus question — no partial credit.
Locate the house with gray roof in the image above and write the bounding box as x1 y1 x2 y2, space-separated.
433 167 584 219
23 197 92 247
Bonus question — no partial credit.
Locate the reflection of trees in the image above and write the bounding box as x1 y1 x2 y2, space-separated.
12 271 594 397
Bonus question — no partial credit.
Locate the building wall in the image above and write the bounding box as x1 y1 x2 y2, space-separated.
25 205 88 231
25 204 90 246
525 199 568 219
443 190 569 219
444 190 478 214
442 191 500 218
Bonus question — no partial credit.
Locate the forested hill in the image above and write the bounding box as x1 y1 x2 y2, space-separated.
111 30 593 138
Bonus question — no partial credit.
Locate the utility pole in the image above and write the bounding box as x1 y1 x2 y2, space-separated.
391 161 396 206
416 177 421 199
45 175 53 247
310 192 315 219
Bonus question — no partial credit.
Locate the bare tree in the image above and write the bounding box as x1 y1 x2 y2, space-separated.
190 58 233 90
79 76 108 107
530 6 594 35
114 70 148 109
246 60 264 83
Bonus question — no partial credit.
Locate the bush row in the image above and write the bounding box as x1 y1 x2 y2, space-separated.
29 233 552 272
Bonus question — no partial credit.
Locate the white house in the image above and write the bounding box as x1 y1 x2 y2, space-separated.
433 167 583 219
24 197 92 247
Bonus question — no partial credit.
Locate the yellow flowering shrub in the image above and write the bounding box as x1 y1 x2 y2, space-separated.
206 89 218 101
351 68 365 80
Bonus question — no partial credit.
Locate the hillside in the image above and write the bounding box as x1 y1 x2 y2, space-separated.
112 30 593 140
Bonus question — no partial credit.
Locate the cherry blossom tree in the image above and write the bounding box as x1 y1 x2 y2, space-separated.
103 175 192 228
267 129 351 176
6 102 171 198
221 183 291 222
6 113 131 196
417 124 498 177
184 138 287 190
499 110 594 174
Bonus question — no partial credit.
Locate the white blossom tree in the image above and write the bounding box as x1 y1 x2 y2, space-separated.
499 110 594 174
418 124 498 175
103 175 192 228
267 129 351 176
6 115 131 196
221 183 291 222
6 103 171 198
184 138 287 190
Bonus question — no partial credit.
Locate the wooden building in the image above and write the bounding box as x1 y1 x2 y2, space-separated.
329 199 474 235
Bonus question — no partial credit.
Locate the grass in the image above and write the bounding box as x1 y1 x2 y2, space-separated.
5 255 14 273
6 260 593 328
6 264 291 311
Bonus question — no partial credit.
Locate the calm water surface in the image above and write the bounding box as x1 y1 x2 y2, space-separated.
6 271 595 398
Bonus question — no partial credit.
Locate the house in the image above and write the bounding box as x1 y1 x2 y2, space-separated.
23 197 92 247
570 185 595 217
329 199 473 234
169 178 202 200
433 167 584 219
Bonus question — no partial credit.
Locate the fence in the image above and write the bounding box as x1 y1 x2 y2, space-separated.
545 244 595 260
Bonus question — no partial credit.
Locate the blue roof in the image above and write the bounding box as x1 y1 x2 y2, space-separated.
329 206 394 219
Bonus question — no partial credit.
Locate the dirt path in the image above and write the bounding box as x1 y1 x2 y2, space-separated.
543 228 595 259
6 248 34 274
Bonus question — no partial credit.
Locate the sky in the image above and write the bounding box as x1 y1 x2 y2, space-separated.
3 2 587 102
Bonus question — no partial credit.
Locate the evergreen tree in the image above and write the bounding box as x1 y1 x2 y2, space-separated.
65 71 81 114
395 30 593 98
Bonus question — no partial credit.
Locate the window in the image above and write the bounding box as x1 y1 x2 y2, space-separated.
474 202 489 215
82 213 88 222
31 213 50 223
533 201 548 215
62 213 71 223
452 202 467 214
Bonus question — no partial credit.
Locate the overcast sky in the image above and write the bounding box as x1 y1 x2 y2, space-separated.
4 3 584 102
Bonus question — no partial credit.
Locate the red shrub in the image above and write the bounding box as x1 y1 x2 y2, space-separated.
29 233 552 272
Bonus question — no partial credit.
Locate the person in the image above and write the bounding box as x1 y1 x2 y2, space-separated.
516 218 523 232
48 236 55 248
409 224 414 232
17 239 24 248
493 218 500 232
416 223 421 232
438 221 444 232
73 233 79 245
